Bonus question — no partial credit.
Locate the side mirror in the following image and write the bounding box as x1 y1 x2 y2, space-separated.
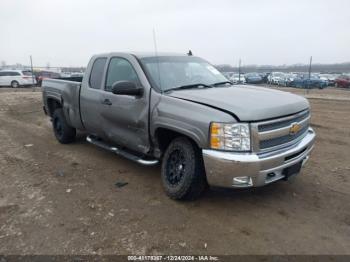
111 81 143 96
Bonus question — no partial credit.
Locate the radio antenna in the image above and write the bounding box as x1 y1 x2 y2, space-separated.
152 28 162 90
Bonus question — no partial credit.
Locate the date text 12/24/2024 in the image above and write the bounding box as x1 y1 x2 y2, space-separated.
127 255 219 261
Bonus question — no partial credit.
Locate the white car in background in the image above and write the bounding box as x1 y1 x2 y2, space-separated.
268 72 285 85
0 70 37 88
230 73 246 84
277 73 298 86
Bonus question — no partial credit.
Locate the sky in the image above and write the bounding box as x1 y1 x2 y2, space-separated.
0 0 349 67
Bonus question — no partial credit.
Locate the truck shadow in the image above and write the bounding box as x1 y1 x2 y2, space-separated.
74 132 89 144
70 133 297 205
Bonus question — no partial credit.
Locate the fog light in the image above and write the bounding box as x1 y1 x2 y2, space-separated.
233 176 253 187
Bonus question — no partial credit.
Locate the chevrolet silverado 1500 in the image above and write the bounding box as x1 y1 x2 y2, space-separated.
42 52 315 200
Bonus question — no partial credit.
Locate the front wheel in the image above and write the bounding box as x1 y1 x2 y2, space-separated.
52 108 76 144
161 137 207 200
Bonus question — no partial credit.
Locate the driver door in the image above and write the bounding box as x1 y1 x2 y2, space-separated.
100 56 150 154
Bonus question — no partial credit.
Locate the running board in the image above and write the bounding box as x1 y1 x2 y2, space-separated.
86 135 159 166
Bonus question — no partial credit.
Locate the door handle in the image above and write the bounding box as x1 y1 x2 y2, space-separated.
102 99 112 105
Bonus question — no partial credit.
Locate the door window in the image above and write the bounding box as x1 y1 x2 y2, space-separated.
89 57 107 89
0 71 10 76
105 57 139 92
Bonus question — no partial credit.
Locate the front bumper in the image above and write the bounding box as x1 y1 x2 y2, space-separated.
202 127 316 188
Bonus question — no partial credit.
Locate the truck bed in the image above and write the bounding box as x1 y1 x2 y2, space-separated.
56 76 83 82
42 78 84 130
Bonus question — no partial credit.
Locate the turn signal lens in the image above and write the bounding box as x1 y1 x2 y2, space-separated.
210 136 221 149
210 123 222 136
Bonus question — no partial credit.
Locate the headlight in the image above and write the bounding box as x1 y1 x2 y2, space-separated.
210 122 251 151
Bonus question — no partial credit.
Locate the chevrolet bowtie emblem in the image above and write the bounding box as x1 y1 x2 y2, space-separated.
289 123 301 135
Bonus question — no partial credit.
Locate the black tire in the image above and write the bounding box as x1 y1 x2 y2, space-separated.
161 137 207 200
11 81 19 88
52 108 76 144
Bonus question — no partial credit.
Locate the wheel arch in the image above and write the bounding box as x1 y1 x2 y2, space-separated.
47 97 62 117
11 80 20 87
154 126 204 157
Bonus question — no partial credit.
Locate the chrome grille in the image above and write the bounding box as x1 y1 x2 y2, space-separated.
258 110 310 132
259 125 308 149
251 110 310 152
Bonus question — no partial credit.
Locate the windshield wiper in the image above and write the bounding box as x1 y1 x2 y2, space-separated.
164 83 212 92
211 81 233 87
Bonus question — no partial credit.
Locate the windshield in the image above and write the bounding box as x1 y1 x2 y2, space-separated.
140 56 228 91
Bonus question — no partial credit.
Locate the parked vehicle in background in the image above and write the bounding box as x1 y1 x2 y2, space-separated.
230 73 246 84
244 73 263 84
221 72 232 80
312 74 328 87
34 70 61 86
42 52 315 200
268 72 285 85
335 75 350 88
60 72 72 78
320 74 338 86
277 73 297 87
259 72 270 83
0 70 36 88
291 73 327 89
70 72 84 78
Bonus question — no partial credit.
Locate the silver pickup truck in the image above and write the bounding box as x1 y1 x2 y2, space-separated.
42 52 315 200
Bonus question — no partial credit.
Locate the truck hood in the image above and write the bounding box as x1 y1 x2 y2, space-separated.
166 85 309 121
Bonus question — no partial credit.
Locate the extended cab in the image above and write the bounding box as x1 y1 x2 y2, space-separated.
42 52 315 200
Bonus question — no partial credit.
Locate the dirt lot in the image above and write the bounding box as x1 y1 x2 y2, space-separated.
0 87 349 255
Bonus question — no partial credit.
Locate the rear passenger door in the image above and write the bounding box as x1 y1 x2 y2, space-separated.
10 72 22 85
80 57 108 137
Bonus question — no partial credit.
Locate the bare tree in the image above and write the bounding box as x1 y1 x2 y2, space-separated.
1 61 6 68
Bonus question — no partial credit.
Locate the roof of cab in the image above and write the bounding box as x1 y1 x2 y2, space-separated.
93 52 188 59
131 52 188 58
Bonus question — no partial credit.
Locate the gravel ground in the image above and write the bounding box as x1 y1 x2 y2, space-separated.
0 86 349 255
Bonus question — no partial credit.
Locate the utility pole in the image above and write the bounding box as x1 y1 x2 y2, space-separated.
30 55 35 91
238 58 241 83
307 56 312 94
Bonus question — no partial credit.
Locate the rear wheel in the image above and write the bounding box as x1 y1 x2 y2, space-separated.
52 108 76 144
11 81 19 88
161 137 207 200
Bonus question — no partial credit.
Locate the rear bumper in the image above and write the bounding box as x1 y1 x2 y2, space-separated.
202 127 316 188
